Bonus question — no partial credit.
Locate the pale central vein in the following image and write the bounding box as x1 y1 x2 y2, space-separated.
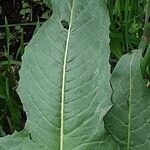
60 1 74 150
127 54 135 150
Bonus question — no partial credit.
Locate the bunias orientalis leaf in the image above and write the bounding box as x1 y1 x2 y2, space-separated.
0 0 118 149
104 50 150 150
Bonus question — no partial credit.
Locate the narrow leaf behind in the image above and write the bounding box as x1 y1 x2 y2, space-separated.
105 50 150 150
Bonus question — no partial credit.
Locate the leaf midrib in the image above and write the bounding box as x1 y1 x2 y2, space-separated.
60 1 74 150
127 54 135 150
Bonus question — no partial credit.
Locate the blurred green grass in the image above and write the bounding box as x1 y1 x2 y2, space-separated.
108 0 147 59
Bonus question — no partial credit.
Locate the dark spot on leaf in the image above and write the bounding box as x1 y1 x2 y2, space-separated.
61 20 69 30
29 133 33 140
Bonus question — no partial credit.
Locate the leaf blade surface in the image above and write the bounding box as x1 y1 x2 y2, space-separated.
0 0 117 149
105 50 150 150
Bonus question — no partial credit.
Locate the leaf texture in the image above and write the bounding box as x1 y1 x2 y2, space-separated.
0 0 117 149
104 50 150 150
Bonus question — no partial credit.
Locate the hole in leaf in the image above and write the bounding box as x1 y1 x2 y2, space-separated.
61 20 69 30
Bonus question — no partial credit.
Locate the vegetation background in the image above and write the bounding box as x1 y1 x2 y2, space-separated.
0 0 149 137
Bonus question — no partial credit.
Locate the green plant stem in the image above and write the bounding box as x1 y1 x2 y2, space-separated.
0 61 21 66
5 17 11 66
139 0 150 50
141 45 150 76
145 0 150 25
140 0 150 77
0 22 44 28
124 0 130 52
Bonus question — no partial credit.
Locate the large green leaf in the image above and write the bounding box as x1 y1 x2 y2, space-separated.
104 50 150 150
0 0 118 149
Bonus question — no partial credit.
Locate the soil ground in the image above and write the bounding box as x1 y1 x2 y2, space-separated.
0 0 51 61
